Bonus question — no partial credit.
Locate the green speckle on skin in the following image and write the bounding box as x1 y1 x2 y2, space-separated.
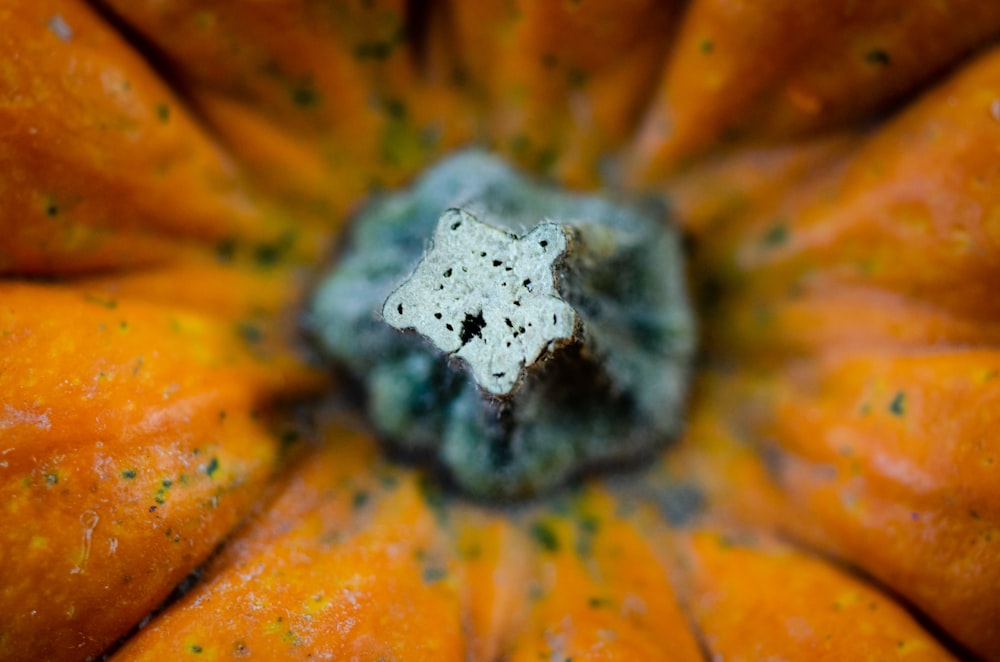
716 534 738 549
290 83 320 108
236 321 264 345
44 472 58 486
566 67 588 88
378 101 439 169
121 469 137 480
530 521 560 552
699 39 714 54
865 48 891 66
578 515 599 536
155 103 170 122
215 237 237 262
573 514 600 557
379 472 399 490
194 11 214 29
761 222 789 247
889 391 906 416
205 456 220 477
279 429 301 452
383 98 407 120
509 133 531 157
753 304 774 328
253 233 295 268
417 474 448 523
460 543 482 561
189 644 203 654
533 146 559 173
422 566 447 583
84 294 118 309
353 39 397 61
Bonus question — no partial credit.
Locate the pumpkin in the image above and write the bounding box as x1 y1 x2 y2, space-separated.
1 0 999 660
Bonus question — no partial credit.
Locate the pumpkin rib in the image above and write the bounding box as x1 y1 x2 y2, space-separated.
700 44 1000 323
70 261 307 322
503 489 703 662
97 0 476 219
652 358 1000 659
444 0 681 186
0 0 317 276
0 282 323 660
113 425 469 661
450 508 535 661
707 283 1000 360
673 529 958 661
629 0 1000 179
664 131 861 236
764 350 1000 658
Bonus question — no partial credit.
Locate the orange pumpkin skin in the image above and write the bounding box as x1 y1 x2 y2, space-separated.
676 530 956 660
113 427 468 661
674 47 1000 658
768 351 1000 656
444 0 679 187
96 0 475 219
700 44 1000 332
113 430 706 660
630 0 1000 178
0 283 321 660
2 0 1000 660
0 0 326 276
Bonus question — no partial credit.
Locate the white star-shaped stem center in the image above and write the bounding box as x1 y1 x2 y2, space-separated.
382 208 577 395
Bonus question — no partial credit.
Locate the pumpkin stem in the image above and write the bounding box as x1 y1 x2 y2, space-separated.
382 209 578 396
309 151 695 498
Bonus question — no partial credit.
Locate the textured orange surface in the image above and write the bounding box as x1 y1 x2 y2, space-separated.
115 427 465 660
0 1 316 274
0 283 322 658
1 0 999 660
679 530 956 660
770 351 1000 655
631 0 1000 177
